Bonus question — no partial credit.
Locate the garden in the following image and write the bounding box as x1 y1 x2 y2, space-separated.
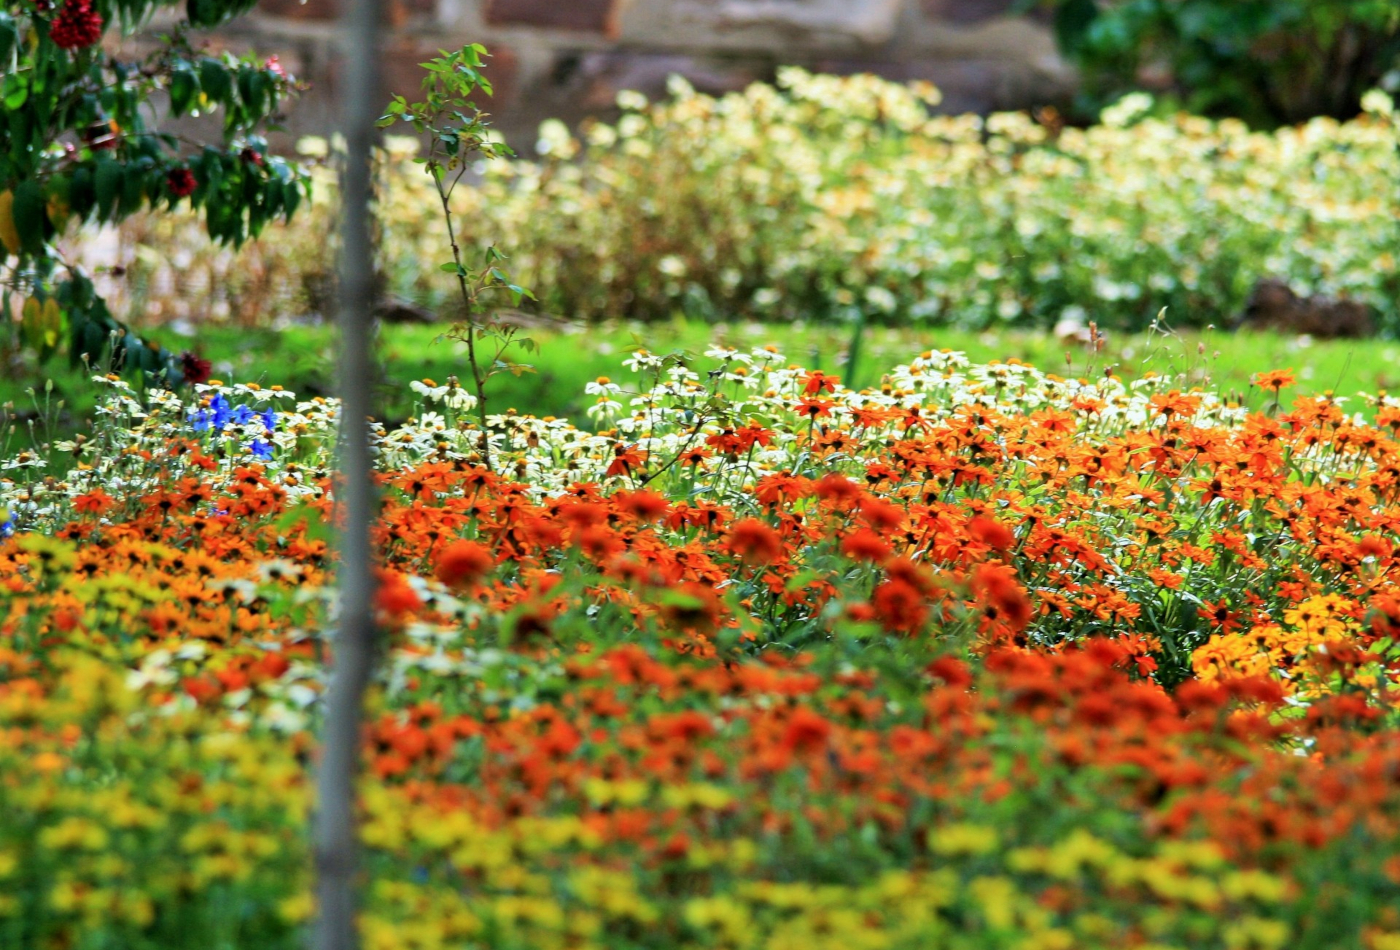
3 0 1400 948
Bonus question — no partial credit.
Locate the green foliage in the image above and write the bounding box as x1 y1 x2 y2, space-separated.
1024 0 1400 126
0 0 309 384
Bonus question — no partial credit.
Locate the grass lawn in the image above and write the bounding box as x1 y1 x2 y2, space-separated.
4 319 1396 445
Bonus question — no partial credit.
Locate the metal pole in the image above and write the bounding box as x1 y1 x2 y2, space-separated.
313 0 380 940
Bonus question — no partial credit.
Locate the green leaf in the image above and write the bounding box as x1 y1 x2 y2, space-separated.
94 160 122 220
68 165 94 220
186 0 223 27
170 65 199 116
11 180 48 255
75 318 108 370
282 180 302 220
249 71 273 116
0 12 17 66
1054 0 1101 54
119 166 145 216
199 59 232 104
2 72 27 111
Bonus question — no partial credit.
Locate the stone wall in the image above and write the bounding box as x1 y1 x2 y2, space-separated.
206 0 1072 146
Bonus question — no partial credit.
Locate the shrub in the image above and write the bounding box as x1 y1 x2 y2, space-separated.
85 72 1400 336
447 73 1399 333
1028 0 1400 127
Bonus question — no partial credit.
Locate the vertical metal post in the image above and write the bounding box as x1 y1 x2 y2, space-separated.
313 0 380 941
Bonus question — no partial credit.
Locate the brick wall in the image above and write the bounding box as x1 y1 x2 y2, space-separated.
205 0 1071 147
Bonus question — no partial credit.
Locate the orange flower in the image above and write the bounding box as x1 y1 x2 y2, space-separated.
781 706 832 751
972 562 1032 633
968 515 1015 551
725 518 784 565
615 489 670 522
841 528 893 563
871 579 929 634
73 490 115 515
801 370 840 395
1253 368 1296 391
434 539 495 588
374 569 421 617
605 443 648 478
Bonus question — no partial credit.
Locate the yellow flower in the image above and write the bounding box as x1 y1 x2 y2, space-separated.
968 876 1019 930
1223 916 1290 949
1222 869 1290 903
928 822 999 857
39 816 110 852
278 891 316 924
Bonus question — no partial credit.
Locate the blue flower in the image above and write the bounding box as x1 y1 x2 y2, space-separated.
0 511 15 538
261 407 277 433
189 394 255 435
210 394 233 430
249 439 274 461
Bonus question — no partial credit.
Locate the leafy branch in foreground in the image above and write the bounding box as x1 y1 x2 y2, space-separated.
0 2 309 385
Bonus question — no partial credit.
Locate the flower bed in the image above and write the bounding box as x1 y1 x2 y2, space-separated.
3 348 1400 948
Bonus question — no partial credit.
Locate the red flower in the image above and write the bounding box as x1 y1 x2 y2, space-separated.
733 424 773 451
886 557 938 595
1357 534 1392 560
49 0 102 49
434 539 494 588
179 351 213 385
167 167 198 199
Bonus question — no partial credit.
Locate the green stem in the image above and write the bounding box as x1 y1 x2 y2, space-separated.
433 170 493 471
